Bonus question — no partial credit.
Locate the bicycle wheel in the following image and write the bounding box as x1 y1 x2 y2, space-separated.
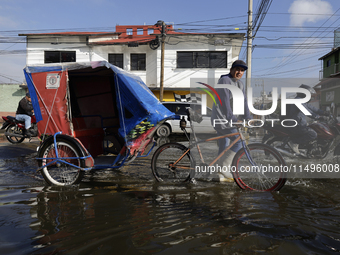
5 124 25 143
38 138 85 186
232 143 287 191
151 143 194 183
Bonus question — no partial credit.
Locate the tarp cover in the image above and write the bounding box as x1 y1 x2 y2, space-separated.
24 61 174 142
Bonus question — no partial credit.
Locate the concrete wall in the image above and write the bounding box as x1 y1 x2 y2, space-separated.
0 84 26 121
25 33 245 90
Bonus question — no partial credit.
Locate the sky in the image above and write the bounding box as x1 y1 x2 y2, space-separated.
0 0 340 93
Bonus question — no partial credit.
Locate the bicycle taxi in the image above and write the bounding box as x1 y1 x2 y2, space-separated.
24 61 174 186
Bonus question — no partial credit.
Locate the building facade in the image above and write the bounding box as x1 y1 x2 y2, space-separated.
19 24 245 101
0 84 27 121
318 46 340 116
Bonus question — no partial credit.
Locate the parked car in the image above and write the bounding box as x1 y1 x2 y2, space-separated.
156 102 216 137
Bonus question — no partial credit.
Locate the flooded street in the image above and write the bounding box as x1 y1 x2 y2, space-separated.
1 135 340 254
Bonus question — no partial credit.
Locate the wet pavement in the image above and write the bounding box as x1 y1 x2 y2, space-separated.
0 139 39 159
1 132 340 254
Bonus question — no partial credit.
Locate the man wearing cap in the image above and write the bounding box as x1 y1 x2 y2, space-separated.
16 93 34 137
211 60 251 182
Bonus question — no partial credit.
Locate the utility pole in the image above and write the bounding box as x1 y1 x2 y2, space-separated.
246 0 253 89
156 20 166 101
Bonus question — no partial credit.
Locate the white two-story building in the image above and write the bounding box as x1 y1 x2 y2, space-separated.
19 24 245 101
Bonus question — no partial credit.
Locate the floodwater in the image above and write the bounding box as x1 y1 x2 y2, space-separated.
1 135 340 254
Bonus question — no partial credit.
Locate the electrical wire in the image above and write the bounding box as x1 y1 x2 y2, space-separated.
256 7 340 77
1 10 339 82
252 0 273 37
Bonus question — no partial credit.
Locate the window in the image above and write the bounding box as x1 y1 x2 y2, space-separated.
177 51 227 68
131 54 146 71
45 51 76 63
126 28 133 35
163 103 189 115
191 104 212 117
177 52 194 68
137 28 144 35
163 103 212 117
108 54 123 68
326 59 331 67
148 28 154 35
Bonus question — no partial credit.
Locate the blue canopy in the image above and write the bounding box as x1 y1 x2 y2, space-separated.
24 61 174 141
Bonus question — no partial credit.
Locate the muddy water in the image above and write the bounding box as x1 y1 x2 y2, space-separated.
1 136 340 254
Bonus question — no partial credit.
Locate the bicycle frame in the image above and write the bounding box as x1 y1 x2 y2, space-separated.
36 132 93 172
170 116 256 170
36 128 158 172
152 109 287 191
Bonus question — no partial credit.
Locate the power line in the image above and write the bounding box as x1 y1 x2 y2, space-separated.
0 11 338 82
0 73 22 83
255 64 319 77
257 7 340 77
268 12 340 16
176 16 248 25
252 0 273 37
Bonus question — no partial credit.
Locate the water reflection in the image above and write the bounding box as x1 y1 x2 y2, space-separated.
24 180 340 254
28 183 238 254
1 133 340 254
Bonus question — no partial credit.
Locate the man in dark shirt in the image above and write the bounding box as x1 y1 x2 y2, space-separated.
16 93 34 137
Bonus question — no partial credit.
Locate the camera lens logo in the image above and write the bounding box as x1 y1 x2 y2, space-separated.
197 82 222 106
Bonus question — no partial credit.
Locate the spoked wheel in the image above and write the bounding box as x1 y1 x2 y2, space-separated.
5 124 25 143
38 138 85 186
151 143 194 183
232 143 287 191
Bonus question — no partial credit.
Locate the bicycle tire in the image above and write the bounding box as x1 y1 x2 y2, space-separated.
38 138 85 186
151 143 194 183
5 124 25 143
232 143 287 191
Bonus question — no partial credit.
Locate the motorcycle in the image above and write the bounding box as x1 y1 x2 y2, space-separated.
262 114 340 159
1 115 38 143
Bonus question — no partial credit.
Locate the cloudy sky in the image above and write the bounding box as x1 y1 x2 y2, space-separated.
289 0 333 26
0 0 339 89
